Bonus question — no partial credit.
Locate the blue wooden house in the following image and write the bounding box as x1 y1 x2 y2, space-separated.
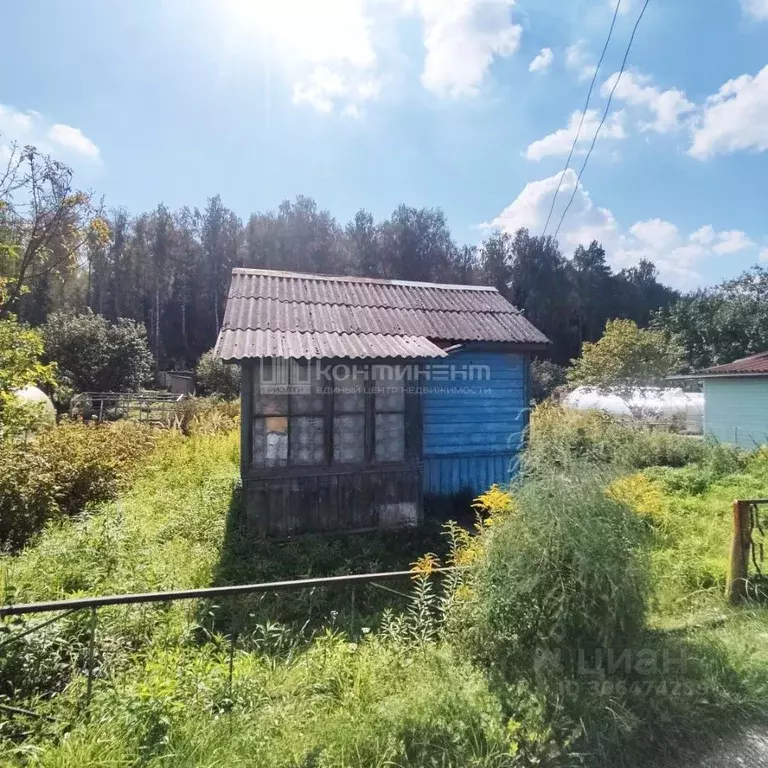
697 351 768 450
215 268 549 536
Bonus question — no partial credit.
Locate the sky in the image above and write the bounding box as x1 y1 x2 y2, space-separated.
1 0 768 290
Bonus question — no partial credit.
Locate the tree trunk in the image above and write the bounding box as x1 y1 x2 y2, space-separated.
155 281 161 382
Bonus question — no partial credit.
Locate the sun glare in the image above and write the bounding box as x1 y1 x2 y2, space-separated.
218 0 375 67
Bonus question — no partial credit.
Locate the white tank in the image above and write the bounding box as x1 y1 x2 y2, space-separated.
562 387 704 434
13 385 56 427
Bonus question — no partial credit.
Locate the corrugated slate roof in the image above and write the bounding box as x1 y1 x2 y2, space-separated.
216 268 549 361
700 351 768 376
215 330 447 361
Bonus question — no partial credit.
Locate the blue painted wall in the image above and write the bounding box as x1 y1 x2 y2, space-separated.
704 377 768 450
421 348 528 496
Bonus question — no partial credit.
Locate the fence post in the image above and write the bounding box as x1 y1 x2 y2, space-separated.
85 606 98 708
726 500 751 604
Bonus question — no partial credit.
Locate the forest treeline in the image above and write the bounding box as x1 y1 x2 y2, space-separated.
78 199 681 367
4 142 767 376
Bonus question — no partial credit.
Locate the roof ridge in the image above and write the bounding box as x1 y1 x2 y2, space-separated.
231 267 498 292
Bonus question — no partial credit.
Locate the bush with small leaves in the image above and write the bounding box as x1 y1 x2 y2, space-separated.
0 421 160 549
195 350 241 401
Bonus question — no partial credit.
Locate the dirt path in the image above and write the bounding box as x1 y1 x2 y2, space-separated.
671 728 768 767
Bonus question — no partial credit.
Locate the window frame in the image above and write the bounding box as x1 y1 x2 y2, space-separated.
247 358 418 477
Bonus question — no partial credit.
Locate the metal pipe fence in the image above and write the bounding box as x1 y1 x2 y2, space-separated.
0 568 457 714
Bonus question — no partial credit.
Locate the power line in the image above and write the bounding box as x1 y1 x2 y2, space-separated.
552 0 651 243
541 0 622 238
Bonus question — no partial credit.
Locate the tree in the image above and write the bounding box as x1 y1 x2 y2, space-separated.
0 142 107 319
202 195 242 337
614 259 678 327
572 241 612 345
195 349 241 400
346 209 381 277
567 319 682 393
376 205 461 283
655 266 768 372
506 229 579 364
530 359 568 403
42 311 153 393
478 231 513 294
0 278 56 435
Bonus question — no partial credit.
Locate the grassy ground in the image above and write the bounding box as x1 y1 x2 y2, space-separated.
1 411 768 766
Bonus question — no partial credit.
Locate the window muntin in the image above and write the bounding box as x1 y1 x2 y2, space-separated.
251 361 410 470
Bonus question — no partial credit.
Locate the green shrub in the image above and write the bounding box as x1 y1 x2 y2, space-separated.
453 469 650 685
168 396 240 435
530 359 567 402
42 311 153 396
0 421 159 549
527 403 709 471
195 350 241 400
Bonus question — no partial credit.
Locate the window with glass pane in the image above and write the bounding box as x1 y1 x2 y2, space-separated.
252 415 288 468
251 359 289 468
290 416 325 465
375 381 405 462
334 365 367 413
289 360 324 415
333 365 366 464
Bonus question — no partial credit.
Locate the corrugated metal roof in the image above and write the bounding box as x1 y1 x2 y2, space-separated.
216 268 549 361
700 351 768 376
216 330 448 360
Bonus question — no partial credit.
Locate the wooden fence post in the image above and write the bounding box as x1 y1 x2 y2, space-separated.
726 500 751 604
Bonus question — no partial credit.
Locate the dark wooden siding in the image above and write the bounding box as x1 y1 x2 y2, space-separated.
241 359 423 537
243 467 422 537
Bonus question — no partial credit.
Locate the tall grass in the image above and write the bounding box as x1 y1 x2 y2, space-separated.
3 404 768 766
454 469 650 683
527 402 710 472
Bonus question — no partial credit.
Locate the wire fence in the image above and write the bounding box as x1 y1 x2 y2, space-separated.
69 392 187 425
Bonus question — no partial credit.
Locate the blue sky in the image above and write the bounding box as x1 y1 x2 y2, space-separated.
2 0 767 289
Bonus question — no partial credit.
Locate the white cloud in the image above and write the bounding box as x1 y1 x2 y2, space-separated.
486 169 612 237
47 123 100 159
601 70 695 133
524 109 626 161
0 104 100 162
484 171 763 288
760 247 768 262
234 0 382 115
689 64 768 159
741 0 768 20
411 0 522 97
565 41 597 82
690 225 752 254
690 225 715 246
292 67 381 116
223 0 376 68
629 218 679 250
341 104 363 119
711 230 753 254
293 67 349 113
529 47 553 73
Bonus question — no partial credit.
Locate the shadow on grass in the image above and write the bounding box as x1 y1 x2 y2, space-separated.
514 626 768 768
197 483 452 644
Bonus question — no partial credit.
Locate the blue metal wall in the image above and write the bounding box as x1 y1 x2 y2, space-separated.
704 377 768 450
422 348 529 496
